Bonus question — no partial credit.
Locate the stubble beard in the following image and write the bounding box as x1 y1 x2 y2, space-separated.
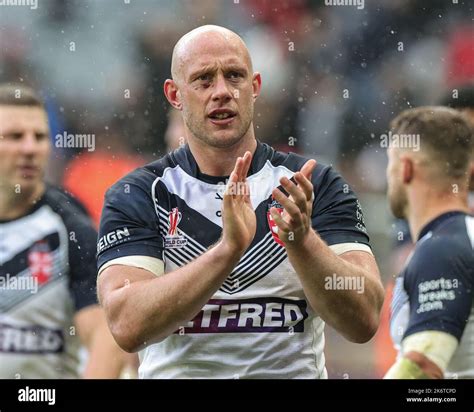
183 106 253 149
389 184 407 219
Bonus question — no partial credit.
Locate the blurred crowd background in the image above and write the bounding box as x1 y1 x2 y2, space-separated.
1 0 473 378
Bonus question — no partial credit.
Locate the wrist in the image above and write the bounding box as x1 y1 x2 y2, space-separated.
214 238 246 263
284 229 317 253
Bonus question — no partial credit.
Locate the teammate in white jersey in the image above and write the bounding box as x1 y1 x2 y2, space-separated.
97 25 384 378
0 83 126 378
385 106 474 379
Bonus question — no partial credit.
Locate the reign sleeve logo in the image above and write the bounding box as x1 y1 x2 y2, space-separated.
97 227 130 254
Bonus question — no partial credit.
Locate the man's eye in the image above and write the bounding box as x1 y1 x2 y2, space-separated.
7 133 23 140
198 74 212 82
228 72 242 80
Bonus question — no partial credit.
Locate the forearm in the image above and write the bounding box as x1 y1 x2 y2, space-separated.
285 230 384 342
105 241 242 351
82 326 127 378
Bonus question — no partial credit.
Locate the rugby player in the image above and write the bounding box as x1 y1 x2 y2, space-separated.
0 83 126 378
439 83 474 210
97 25 385 378
385 107 474 379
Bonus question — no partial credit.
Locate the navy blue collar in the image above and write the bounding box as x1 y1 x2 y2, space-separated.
417 210 467 241
171 140 273 184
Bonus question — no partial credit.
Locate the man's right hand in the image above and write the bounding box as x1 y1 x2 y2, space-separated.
221 151 256 255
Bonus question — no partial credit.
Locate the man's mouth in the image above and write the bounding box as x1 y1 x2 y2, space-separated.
208 109 237 125
17 164 39 177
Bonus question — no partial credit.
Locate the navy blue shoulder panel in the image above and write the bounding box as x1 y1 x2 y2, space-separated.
97 165 165 271
44 186 98 311
403 213 474 341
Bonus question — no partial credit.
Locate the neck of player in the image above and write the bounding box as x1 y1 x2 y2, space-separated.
406 184 470 241
187 133 258 177
0 181 45 221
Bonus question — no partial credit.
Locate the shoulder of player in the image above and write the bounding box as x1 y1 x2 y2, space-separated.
419 215 472 250
43 185 96 233
411 232 473 275
44 185 89 218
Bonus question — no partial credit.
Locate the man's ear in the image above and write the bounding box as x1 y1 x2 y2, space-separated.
164 79 182 110
401 156 414 184
252 72 262 101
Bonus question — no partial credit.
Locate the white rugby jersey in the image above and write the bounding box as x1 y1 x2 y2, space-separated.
0 186 98 378
97 141 372 378
390 212 474 378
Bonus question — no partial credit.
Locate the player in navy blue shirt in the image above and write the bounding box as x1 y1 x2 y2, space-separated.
385 106 474 379
97 25 384 378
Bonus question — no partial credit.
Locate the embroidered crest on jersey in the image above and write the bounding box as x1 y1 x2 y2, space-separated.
28 241 52 285
165 207 187 249
267 199 285 246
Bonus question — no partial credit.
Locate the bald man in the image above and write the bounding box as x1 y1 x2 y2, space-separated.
97 25 384 379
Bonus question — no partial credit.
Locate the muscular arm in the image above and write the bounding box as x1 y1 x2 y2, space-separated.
270 160 384 343
285 234 384 343
98 152 256 353
98 241 242 352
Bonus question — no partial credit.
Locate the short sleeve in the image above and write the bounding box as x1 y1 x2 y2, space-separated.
311 166 370 247
68 213 100 311
97 173 164 273
403 237 474 341
47 186 99 312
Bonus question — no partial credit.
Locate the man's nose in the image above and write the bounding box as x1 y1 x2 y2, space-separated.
211 74 232 102
20 133 40 155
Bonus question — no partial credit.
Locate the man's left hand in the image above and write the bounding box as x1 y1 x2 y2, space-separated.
270 159 317 247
